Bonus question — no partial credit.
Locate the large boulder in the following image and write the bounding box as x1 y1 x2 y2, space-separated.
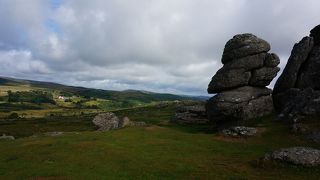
273 36 314 95
206 34 279 127
92 113 146 131
264 147 320 167
206 86 273 125
93 113 120 131
273 25 320 122
222 34 270 64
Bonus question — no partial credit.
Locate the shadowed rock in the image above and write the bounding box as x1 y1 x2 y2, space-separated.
273 37 314 95
311 24 320 45
273 25 320 122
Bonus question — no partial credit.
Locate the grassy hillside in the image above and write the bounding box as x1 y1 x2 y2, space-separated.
0 105 319 179
0 77 202 102
0 76 204 119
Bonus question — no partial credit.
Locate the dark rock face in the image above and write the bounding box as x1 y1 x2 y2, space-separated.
310 25 320 45
296 46 320 89
273 37 314 94
206 34 279 126
172 105 209 124
273 25 320 122
249 67 280 87
264 147 320 167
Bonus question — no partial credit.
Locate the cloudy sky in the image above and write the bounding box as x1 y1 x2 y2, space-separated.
0 0 319 95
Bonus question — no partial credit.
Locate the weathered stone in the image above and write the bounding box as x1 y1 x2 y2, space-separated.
221 126 257 137
206 33 278 127
210 86 272 103
93 113 146 131
249 67 280 87
93 113 120 131
172 105 209 124
222 34 270 64
296 46 320 90
273 36 314 94
264 147 320 167
207 68 251 93
274 88 320 122
222 53 266 70
264 53 280 67
206 87 273 124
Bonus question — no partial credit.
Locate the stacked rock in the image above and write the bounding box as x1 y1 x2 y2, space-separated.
273 25 320 122
206 34 280 126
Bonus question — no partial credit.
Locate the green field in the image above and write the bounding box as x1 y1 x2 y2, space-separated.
0 105 319 179
0 77 320 179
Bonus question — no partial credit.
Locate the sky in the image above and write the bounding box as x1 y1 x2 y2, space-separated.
0 0 319 96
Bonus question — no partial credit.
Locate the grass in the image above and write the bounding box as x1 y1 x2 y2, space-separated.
0 105 319 179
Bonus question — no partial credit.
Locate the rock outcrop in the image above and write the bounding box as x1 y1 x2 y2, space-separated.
273 25 320 122
93 113 146 131
264 147 320 167
172 105 209 124
206 34 280 126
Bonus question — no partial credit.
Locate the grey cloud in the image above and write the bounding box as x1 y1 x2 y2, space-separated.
0 0 319 95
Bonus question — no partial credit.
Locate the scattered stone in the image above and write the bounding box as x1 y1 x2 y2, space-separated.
0 134 15 140
172 105 209 124
206 33 279 127
264 147 320 167
119 116 131 128
93 113 120 131
221 126 257 137
44 132 64 137
93 113 146 131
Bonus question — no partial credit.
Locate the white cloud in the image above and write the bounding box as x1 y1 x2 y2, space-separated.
0 50 50 76
0 0 320 95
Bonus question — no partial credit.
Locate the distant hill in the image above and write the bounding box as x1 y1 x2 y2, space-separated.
0 76 206 103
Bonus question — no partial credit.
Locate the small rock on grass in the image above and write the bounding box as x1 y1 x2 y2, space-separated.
264 147 320 167
221 126 257 137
